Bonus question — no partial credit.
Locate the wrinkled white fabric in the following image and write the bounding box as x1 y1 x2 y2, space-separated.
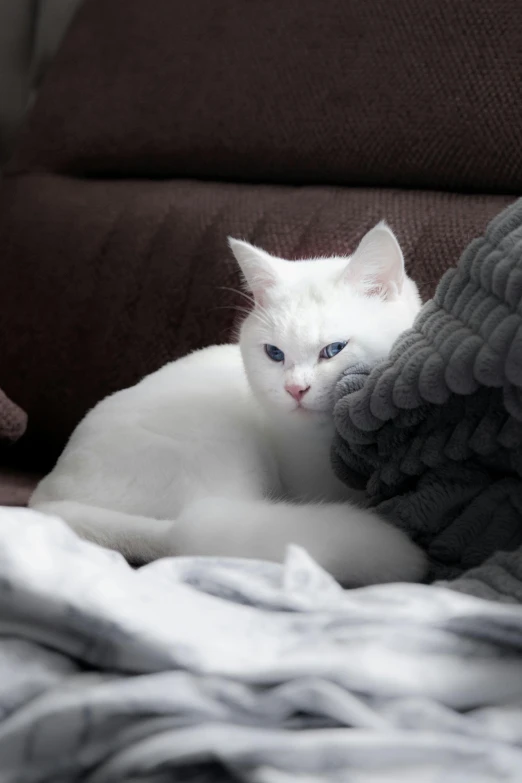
0 506 521 782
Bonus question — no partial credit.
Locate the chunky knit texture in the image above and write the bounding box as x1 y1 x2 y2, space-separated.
333 199 522 601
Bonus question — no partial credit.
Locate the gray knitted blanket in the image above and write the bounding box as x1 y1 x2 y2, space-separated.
333 198 522 602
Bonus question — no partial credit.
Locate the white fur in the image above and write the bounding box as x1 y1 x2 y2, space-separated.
30 223 425 586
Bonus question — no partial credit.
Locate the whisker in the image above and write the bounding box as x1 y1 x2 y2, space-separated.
218 286 256 307
211 305 252 317
252 312 272 329
217 286 274 321
216 286 273 331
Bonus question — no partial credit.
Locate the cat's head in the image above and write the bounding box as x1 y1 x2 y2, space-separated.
229 222 422 419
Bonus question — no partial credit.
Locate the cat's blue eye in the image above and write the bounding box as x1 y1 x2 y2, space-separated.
265 344 285 363
320 341 348 360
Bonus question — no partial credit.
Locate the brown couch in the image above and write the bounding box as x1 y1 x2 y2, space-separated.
0 0 520 504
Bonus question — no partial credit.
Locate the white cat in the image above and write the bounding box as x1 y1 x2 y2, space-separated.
30 222 425 585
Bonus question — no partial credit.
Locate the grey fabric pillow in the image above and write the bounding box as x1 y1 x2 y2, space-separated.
333 198 522 601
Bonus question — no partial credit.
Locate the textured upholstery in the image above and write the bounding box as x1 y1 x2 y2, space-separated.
9 0 522 194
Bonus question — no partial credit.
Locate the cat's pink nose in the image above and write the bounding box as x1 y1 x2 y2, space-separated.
285 384 311 402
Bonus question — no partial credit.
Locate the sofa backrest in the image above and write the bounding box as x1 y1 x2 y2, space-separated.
9 0 522 194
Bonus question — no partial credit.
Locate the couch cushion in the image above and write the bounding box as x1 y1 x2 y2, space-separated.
0 172 513 468
8 0 522 194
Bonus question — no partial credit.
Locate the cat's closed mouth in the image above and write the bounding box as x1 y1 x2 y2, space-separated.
293 404 321 415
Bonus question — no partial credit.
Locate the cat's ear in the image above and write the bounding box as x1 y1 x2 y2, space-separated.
343 222 405 300
228 238 280 303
